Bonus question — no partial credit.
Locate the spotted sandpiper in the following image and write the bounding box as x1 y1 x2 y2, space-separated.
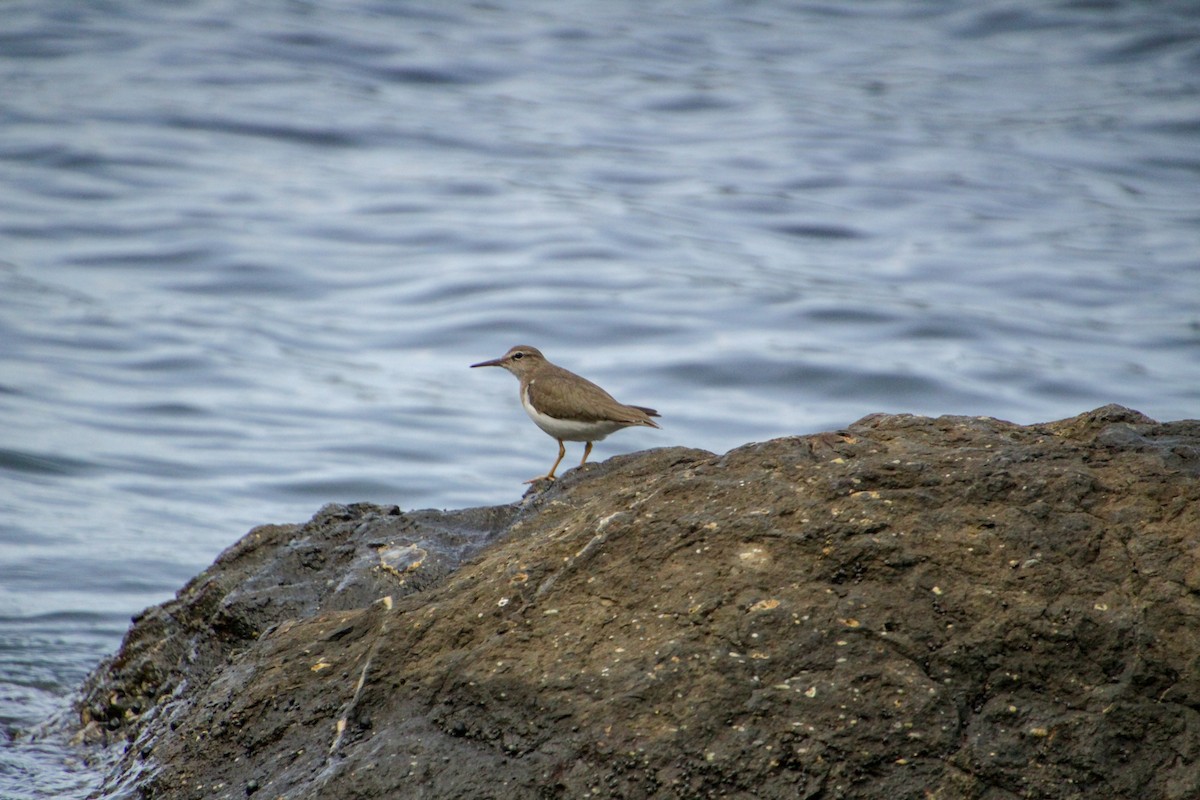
470 345 661 483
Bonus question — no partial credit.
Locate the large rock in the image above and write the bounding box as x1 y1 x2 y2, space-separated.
81 406 1200 799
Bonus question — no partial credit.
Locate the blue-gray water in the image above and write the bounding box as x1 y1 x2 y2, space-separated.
2 0 1198 795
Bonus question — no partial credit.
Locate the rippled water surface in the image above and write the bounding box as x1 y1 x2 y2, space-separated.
2 0 1198 794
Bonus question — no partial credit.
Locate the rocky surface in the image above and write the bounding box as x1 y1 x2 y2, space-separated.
80 405 1200 799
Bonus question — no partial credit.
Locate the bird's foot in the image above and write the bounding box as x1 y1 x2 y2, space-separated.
522 474 557 485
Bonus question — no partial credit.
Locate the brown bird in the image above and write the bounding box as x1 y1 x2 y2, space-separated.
470 345 661 483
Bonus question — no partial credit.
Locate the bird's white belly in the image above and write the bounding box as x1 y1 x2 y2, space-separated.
521 386 623 442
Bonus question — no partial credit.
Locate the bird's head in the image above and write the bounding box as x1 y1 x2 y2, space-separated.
470 345 546 377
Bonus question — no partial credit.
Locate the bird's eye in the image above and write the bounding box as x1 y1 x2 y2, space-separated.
512 352 524 359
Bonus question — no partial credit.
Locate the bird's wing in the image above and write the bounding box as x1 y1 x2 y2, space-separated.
528 366 652 424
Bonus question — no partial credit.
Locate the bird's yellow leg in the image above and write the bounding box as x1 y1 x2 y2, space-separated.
579 441 593 467
525 440 566 484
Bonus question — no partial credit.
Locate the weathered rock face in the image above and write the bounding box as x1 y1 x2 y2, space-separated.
81 406 1200 800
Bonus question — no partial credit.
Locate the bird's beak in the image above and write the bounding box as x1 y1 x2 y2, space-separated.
470 357 505 368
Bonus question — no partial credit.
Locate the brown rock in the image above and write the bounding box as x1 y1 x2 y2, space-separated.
82 406 1200 799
